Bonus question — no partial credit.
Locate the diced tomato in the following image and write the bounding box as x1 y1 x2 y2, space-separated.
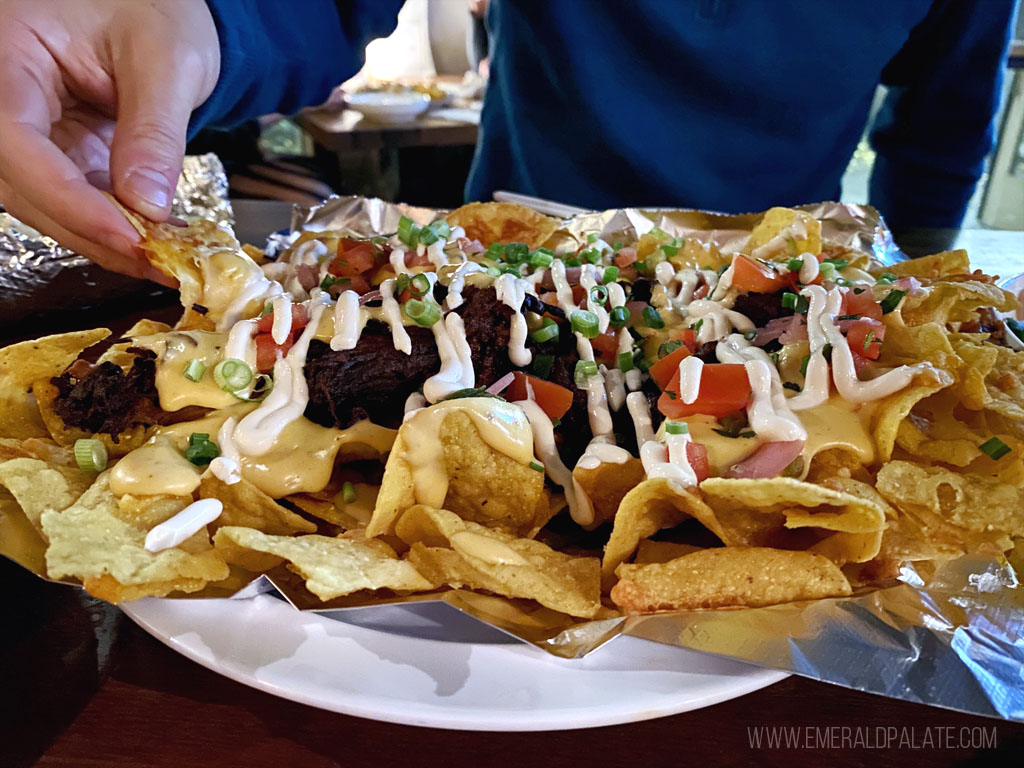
329 239 377 277
615 247 638 267
692 283 709 300
845 319 884 360
506 372 574 421
730 255 787 293
686 441 710 483
659 363 751 419
255 332 293 372
590 331 619 362
669 327 698 353
649 345 691 389
842 288 883 322
850 348 873 375
347 275 372 295
256 304 308 333
571 284 588 305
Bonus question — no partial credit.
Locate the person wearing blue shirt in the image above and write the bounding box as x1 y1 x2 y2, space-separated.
0 0 1015 281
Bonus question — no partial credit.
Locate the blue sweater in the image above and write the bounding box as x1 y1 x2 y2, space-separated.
194 0 1016 227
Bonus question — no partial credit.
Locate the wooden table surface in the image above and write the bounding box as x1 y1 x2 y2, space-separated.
296 106 479 153
3 200 1024 767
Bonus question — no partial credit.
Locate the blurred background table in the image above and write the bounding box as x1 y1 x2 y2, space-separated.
2 200 1024 767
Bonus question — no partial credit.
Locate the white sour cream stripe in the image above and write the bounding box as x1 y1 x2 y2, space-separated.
494 273 532 367
379 278 412 354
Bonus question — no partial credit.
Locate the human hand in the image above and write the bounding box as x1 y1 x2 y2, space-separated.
0 0 220 284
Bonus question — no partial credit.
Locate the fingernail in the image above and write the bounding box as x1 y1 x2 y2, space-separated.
106 232 139 256
167 215 188 227
125 168 170 210
86 170 113 192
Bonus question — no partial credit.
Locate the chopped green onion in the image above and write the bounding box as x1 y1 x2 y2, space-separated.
642 306 665 329
824 258 850 270
184 432 219 466
781 292 809 314
587 233 598 244
665 421 688 435
823 343 833 360
530 319 560 343
636 355 652 373
570 309 600 338
602 266 619 284
880 289 907 314
979 437 1011 460
853 287 865 294
818 261 838 282
800 354 811 378
613 241 624 251
786 258 804 272
589 285 609 306
574 360 598 385
504 242 530 263
617 352 634 372
418 224 440 246
405 299 441 327
440 387 505 402
716 263 730 277
213 359 253 392
862 330 875 353
649 226 669 240
183 359 206 382
564 256 582 267
485 265 502 278
1007 318 1024 343
659 243 679 257
876 272 897 285
532 354 554 379
658 340 683 358
742 329 758 342
74 438 107 472
529 460 545 473
395 273 411 294
484 242 504 261
259 303 274 317
835 277 853 287
320 275 348 291
609 305 630 328
434 220 451 240
691 318 704 335
580 248 601 264
409 273 432 298
551 418 561 428
529 249 554 268
341 481 358 504
397 215 419 247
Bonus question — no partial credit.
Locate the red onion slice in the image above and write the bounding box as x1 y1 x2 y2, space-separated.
486 371 517 395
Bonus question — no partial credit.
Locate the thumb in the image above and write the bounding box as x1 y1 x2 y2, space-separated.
109 46 197 221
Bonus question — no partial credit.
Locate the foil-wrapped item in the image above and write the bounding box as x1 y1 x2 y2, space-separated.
3 193 1021 724
0 153 232 323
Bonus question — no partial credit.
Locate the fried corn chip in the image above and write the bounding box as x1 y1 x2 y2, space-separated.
883 250 970 279
396 505 602 618
602 478 725 582
746 207 822 257
0 458 93 538
199 474 317 535
893 389 994 466
32 378 152 457
368 400 547 538
572 456 645 528
633 540 703 564
611 547 851 614
0 329 109 439
213 526 433 600
872 380 950 462
876 461 1024 547
287 483 379 529
698 477 887 564
97 319 173 368
41 473 228 599
0 437 72 464
446 202 561 250
902 276 1016 327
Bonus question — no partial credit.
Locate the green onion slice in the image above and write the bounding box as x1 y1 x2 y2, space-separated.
589 285 609 306
617 352 634 372
570 309 600 338
183 359 206 382
341 481 358 504
608 305 629 328
397 215 419 247
529 460 545 473
665 421 688 435
74 438 108 472
862 330 875 353
529 249 554 268
879 289 907 314
602 265 619 284
574 359 598 385
184 432 220 466
642 306 665 329
530 319 560 343
979 437 1011 460
214 358 254 392
658 340 683 358
409 273 432 298
532 354 554 379
405 299 441 327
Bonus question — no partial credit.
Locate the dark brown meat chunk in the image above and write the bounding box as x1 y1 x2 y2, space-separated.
51 357 158 438
731 290 793 328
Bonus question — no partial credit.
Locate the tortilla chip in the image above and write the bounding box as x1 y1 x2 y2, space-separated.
213 526 433 600
446 202 560 250
633 539 704 564
882 250 970 280
746 207 822 257
0 437 73 464
199 474 317 535
367 400 547 538
41 473 228 600
0 458 93 538
902 277 1016 327
32 378 152 457
396 505 602 618
611 547 851 614
97 319 174 368
572 457 646 528
698 477 887 564
0 329 110 439
602 478 725 583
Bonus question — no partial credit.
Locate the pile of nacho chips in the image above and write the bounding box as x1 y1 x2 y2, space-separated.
1 199 1022 632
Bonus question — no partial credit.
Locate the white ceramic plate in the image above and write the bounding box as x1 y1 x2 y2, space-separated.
345 92 431 124
123 593 786 731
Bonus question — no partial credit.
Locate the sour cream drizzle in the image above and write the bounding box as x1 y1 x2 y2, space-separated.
379 278 412 354
494 273 532 367
517 399 593 526
144 498 223 553
270 294 293 345
330 289 365 351
677 355 704 404
423 311 475 402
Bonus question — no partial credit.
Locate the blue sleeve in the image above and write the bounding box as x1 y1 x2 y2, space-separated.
868 0 1016 228
189 0 403 135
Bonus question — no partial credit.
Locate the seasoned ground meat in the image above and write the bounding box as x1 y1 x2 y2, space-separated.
731 290 793 328
51 357 158 438
694 341 719 363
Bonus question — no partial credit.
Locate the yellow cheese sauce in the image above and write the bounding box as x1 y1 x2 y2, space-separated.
450 530 528 565
108 436 202 497
134 331 239 412
401 398 535 508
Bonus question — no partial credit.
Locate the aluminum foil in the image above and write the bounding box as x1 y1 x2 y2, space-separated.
0 153 232 323
4 193 1021 724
